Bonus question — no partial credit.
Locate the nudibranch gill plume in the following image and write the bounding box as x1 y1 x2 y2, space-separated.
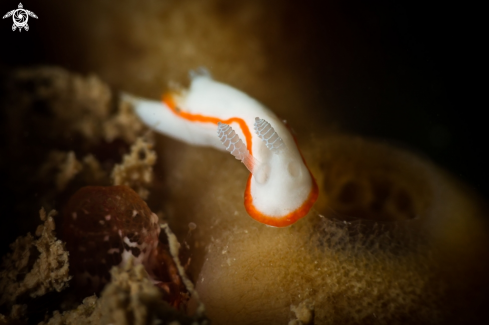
124 73 318 227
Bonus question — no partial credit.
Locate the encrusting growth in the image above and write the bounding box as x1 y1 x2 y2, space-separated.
0 208 71 307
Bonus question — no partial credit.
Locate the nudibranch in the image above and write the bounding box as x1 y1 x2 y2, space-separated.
124 72 318 227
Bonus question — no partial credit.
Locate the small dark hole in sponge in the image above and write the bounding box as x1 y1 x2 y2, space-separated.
394 188 416 219
337 181 361 205
369 179 392 212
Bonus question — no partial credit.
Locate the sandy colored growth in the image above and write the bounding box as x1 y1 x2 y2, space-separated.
40 258 206 325
0 66 149 240
0 66 194 324
173 135 489 324
0 208 71 308
193 215 442 324
112 137 157 200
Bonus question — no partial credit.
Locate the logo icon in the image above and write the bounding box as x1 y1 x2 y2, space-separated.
3 3 38 32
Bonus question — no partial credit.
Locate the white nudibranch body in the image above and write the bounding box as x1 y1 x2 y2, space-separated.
124 73 318 227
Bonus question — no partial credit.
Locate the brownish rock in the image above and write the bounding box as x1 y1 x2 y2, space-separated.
61 186 160 295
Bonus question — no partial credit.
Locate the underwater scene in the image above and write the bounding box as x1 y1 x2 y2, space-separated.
0 1 486 324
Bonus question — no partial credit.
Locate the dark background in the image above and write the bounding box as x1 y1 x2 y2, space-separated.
0 0 485 199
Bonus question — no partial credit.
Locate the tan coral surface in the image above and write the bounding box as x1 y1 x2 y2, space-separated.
159 135 489 324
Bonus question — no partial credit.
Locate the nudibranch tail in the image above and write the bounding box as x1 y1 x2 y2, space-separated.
254 117 286 154
217 122 255 173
